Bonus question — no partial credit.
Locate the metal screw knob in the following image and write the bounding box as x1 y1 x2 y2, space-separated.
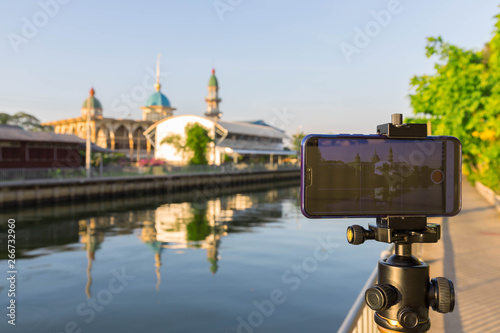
365 284 397 311
430 277 455 313
347 225 365 245
391 113 403 125
398 306 419 329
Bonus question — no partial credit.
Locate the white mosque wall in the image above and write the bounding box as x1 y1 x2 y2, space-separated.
155 115 216 165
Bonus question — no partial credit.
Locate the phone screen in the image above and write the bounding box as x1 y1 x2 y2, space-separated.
302 135 461 217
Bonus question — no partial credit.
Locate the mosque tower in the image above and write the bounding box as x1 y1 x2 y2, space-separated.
81 88 103 117
204 69 222 121
141 54 176 122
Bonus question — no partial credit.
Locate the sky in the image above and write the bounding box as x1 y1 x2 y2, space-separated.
0 0 498 137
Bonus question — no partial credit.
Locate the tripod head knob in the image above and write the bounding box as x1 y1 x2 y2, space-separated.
398 306 420 329
365 284 397 311
346 225 374 245
429 277 455 313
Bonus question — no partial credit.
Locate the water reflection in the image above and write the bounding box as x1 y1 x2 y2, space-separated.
43 185 297 297
0 182 392 333
79 219 103 298
138 202 224 291
134 190 285 290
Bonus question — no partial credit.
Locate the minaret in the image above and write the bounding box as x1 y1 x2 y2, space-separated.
371 149 381 163
141 54 176 122
155 54 161 92
205 68 222 121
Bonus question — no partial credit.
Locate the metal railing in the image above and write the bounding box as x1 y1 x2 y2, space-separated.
338 246 393 333
0 163 300 183
337 266 378 333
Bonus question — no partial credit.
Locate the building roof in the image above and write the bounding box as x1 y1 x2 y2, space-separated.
81 88 102 110
218 120 288 139
0 125 111 152
0 125 84 144
208 69 218 87
42 116 153 126
145 91 171 107
82 97 102 110
241 120 285 132
143 115 289 152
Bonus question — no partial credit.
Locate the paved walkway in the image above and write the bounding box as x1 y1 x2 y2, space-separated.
418 180 500 333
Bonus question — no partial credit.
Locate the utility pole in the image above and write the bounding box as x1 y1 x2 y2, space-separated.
137 133 141 164
86 94 92 178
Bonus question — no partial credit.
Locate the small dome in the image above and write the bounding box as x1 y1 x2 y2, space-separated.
145 91 171 107
208 68 218 87
81 87 102 110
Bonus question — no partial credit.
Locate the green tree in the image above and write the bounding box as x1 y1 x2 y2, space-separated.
186 206 212 242
408 17 500 193
0 111 53 132
291 131 306 156
0 113 10 124
90 152 127 167
161 122 213 165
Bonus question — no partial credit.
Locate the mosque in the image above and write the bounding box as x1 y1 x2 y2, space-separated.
43 58 290 165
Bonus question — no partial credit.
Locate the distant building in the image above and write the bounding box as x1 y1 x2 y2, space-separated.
0 124 87 168
42 87 156 160
41 60 291 165
42 57 174 160
144 69 290 165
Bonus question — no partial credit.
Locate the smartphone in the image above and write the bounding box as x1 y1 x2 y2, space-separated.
301 134 462 218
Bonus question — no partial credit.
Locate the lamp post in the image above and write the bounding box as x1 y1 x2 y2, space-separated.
86 94 92 178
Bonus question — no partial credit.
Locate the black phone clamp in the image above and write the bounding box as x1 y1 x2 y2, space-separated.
346 114 455 333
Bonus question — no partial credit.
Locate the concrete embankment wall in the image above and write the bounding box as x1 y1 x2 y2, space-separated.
475 181 500 214
0 169 300 208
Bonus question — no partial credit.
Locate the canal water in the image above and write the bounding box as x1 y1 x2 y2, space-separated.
0 182 388 333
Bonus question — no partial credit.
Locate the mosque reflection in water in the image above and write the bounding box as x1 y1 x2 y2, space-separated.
78 188 287 296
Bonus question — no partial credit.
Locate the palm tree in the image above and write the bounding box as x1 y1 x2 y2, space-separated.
292 131 306 156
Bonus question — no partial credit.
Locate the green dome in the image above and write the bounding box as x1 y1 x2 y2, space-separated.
81 96 102 110
145 91 171 107
82 88 102 109
208 69 218 87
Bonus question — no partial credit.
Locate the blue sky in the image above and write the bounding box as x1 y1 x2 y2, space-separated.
0 0 498 135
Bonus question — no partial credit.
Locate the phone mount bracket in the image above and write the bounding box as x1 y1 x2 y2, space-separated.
376 113 428 138
346 114 455 333
368 217 441 244
377 123 428 138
